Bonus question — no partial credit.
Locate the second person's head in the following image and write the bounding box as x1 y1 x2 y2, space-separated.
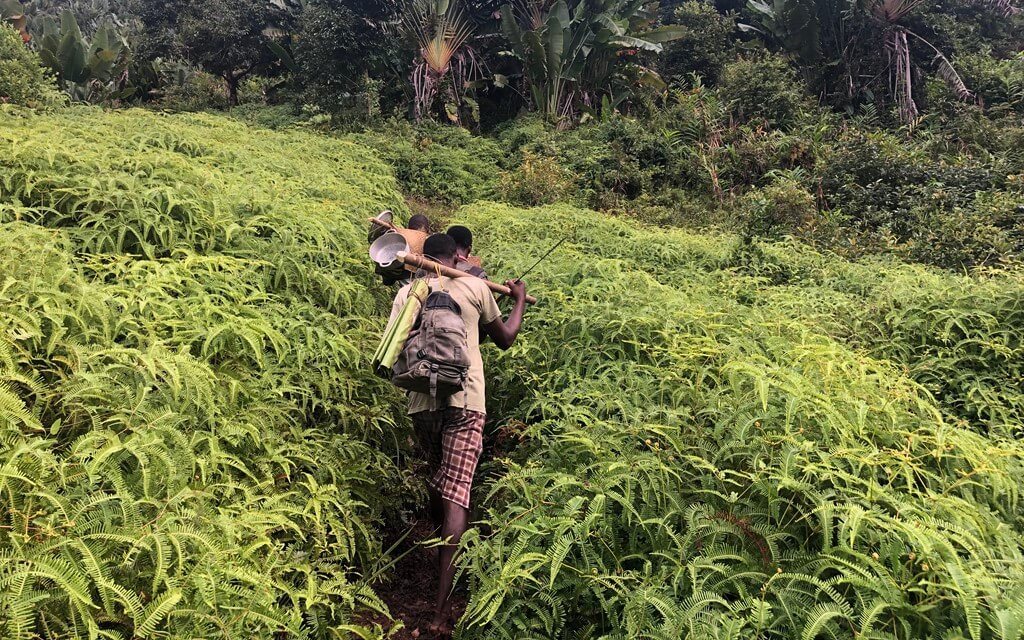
446 225 473 257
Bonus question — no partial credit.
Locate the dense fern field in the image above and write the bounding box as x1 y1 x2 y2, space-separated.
458 205 1024 638
0 107 413 638
1 108 1023 640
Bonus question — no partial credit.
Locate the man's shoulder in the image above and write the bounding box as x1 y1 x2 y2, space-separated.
454 275 492 296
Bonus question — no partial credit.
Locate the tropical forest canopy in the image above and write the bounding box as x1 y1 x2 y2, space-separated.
0 0 1023 638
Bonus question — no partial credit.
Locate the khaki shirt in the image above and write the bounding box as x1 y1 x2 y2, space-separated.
390 276 501 414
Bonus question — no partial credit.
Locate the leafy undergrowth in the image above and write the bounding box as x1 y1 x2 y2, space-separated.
0 107 414 638
458 203 1024 639
1 108 1023 640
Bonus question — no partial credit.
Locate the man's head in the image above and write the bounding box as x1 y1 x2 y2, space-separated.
408 214 431 233
446 225 473 256
422 233 458 268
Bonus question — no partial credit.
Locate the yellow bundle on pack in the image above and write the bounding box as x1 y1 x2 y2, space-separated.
372 279 429 378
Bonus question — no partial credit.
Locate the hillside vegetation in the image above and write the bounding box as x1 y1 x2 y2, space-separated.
0 107 412 638
463 204 1024 638
1 109 1024 639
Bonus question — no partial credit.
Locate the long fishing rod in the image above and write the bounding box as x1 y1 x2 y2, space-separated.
517 236 568 281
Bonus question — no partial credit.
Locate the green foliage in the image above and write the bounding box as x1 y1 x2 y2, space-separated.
35 8 131 102
292 1 402 117
499 0 684 122
447 202 1024 639
348 121 504 205
740 175 819 238
227 102 303 129
347 82 1018 271
500 114 684 209
2 95 1024 640
955 52 1024 116
157 69 229 111
819 128 1023 268
717 54 808 128
0 23 62 108
0 108 414 638
660 1 738 85
176 0 287 104
498 150 579 207
737 0 982 121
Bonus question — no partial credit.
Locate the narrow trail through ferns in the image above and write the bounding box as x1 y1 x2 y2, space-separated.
1 108 1023 640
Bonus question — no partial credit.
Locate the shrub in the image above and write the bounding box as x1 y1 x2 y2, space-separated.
718 54 807 128
158 70 230 111
493 114 552 153
501 116 683 209
954 52 1024 116
660 1 737 85
903 191 1023 268
0 24 63 109
598 188 730 230
498 150 578 206
348 121 504 204
227 102 303 129
740 176 819 237
818 127 1019 268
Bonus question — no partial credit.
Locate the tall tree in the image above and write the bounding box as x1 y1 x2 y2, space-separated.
176 0 286 104
290 0 403 115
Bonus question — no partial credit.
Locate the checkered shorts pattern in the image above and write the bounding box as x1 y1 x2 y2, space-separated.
411 408 485 509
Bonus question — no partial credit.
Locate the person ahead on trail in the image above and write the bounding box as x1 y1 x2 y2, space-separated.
446 225 488 279
408 214 431 233
388 233 527 636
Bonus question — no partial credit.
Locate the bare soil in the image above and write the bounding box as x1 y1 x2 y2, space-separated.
362 518 468 639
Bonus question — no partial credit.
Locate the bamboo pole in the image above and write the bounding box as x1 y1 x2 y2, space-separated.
368 216 400 232
397 251 538 305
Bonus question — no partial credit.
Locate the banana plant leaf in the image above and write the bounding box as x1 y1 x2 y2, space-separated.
54 10 87 83
267 40 299 73
545 12 564 81
637 25 689 44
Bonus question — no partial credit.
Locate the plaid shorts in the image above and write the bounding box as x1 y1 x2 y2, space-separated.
411 408 485 510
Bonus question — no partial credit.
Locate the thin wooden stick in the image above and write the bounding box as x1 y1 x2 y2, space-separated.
397 251 538 305
368 217 400 232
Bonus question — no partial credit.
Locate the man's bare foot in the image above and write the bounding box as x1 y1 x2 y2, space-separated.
426 620 452 639
427 608 452 637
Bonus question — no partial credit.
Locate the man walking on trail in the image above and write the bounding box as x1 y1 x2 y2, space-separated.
446 225 488 279
388 233 527 635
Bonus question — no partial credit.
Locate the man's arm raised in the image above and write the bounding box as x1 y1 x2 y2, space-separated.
482 279 527 350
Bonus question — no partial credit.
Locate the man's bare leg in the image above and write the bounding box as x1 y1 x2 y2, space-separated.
430 499 469 632
428 487 443 529
425 486 443 566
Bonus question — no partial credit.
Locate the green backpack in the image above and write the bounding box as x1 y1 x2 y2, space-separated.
390 283 471 401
